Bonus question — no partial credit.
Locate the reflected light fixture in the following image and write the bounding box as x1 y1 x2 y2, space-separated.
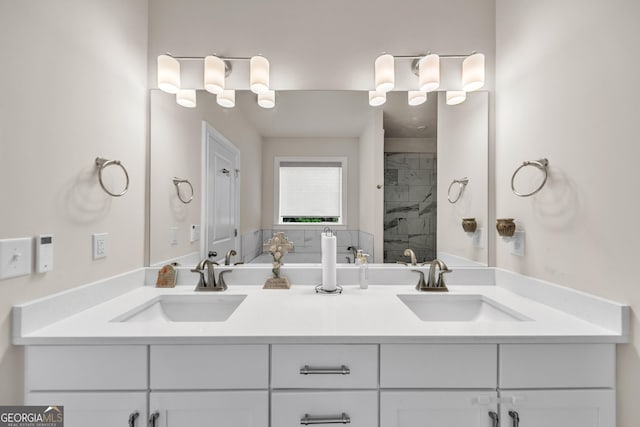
462 53 485 92
408 91 427 106
250 56 270 94
258 90 276 109
375 54 395 92
369 90 386 107
204 55 226 95
446 91 467 106
176 89 197 108
419 54 440 92
157 54 180 94
217 89 236 108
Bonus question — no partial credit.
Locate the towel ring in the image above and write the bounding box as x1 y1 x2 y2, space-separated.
173 177 194 204
511 158 549 197
447 177 469 204
95 157 129 197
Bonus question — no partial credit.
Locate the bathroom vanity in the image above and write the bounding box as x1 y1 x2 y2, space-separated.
13 265 627 427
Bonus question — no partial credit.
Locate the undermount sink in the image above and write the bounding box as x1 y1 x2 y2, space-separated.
112 294 246 323
397 294 529 322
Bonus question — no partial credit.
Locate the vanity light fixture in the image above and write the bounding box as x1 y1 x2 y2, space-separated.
462 53 485 92
408 90 427 106
217 89 236 108
369 90 386 107
369 51 484 106
375 54 395 92
446 90 467 106
156 53 274 108
176 89 197 108
250 55 270 94
258 90 276 109
157 54 181 94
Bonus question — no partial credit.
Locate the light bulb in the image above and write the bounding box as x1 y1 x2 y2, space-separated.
217 89 236 108
369 90 386 107
462 53 485 92
375 54 395 93
408 91 427 106
258 90 276 108
157 54 180 94
204 55 225 95
446 91 466 105
419 54 440 92
250 56 270 94
176 89 196 108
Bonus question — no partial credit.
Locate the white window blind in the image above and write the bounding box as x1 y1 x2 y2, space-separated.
279 161 342 219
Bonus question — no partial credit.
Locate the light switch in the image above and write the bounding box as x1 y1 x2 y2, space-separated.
170 227 179 245
0 237 32 280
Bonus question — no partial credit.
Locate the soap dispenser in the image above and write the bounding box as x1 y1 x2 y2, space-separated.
355 250 370 289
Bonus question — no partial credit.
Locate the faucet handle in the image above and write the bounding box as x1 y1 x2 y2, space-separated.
191 268 207 289
217 270 232 291
411 270 428 291
437 269 452 288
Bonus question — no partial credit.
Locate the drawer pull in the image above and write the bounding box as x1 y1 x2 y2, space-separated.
509 410 520 427
148 411 159 427
300 412 351 425
299 365 351 375
128 411 139 427
488 411 499 427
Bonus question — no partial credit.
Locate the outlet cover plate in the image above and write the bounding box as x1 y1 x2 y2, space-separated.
190 224 201 243
92 233 108 259
509 230 526 256
0 238 32 280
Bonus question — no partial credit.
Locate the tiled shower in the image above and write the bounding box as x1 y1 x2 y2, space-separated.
383 152 437 263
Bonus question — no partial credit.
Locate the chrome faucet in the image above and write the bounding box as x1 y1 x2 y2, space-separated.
347 246 358 264
225 249 237 265
401 248 417 266
412 259 452 291
191 258 226 291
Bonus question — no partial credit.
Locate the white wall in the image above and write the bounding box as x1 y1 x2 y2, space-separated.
359 111 385 262
495 1 640 425
262 138 360 229
0 0 149 404
149 91 262 265
437 91 489 265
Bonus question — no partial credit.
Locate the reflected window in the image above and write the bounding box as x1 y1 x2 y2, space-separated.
276 157 347 225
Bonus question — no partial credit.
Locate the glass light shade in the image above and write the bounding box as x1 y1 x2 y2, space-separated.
204 56 225 95
217 89 236 108
250 56 270 94
408 91 427 106
368 90 386 107
446 90 467 105
176 89 196 108
375 54 395 92
258 90 276 108
419 54 440 92
462 53 485 91
157 54 180 94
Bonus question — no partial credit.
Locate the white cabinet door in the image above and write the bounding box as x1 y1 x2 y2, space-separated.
500 390 615 427
26 391 147 427
149 391 268 427
381 391 498 427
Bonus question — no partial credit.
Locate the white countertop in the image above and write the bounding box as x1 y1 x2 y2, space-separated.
12 266 629 345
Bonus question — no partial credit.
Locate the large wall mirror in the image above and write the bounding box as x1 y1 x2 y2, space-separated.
149 90 488 267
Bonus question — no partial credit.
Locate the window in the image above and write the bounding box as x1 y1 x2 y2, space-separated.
275 157 347 225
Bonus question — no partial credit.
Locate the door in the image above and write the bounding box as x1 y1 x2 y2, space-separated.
149 391 268 427
381 391 498 427
500 390 615 427
204 123 239 261
26 392 147 427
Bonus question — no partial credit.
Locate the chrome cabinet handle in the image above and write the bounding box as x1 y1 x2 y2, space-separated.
299 365 350 375
300 413 351 425
509 410 520 427
148 411 159 427
128 411 139 427
488 411 499 427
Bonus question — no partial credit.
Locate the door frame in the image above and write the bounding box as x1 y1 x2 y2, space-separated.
201 121 241 261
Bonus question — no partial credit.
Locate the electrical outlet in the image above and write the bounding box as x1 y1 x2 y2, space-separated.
0 237 32 280
170 227 179 246
509 230 526 256
92 233 108 259
190 224 201 243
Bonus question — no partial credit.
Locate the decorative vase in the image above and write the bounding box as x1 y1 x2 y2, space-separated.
462 218 477 233
496 218 516 237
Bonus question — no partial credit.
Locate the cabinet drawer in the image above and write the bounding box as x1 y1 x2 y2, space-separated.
499 344 615 388
380 344 497 388
150 344 268 389
272 391 377 427
25 345 147 391
271 344 378 389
